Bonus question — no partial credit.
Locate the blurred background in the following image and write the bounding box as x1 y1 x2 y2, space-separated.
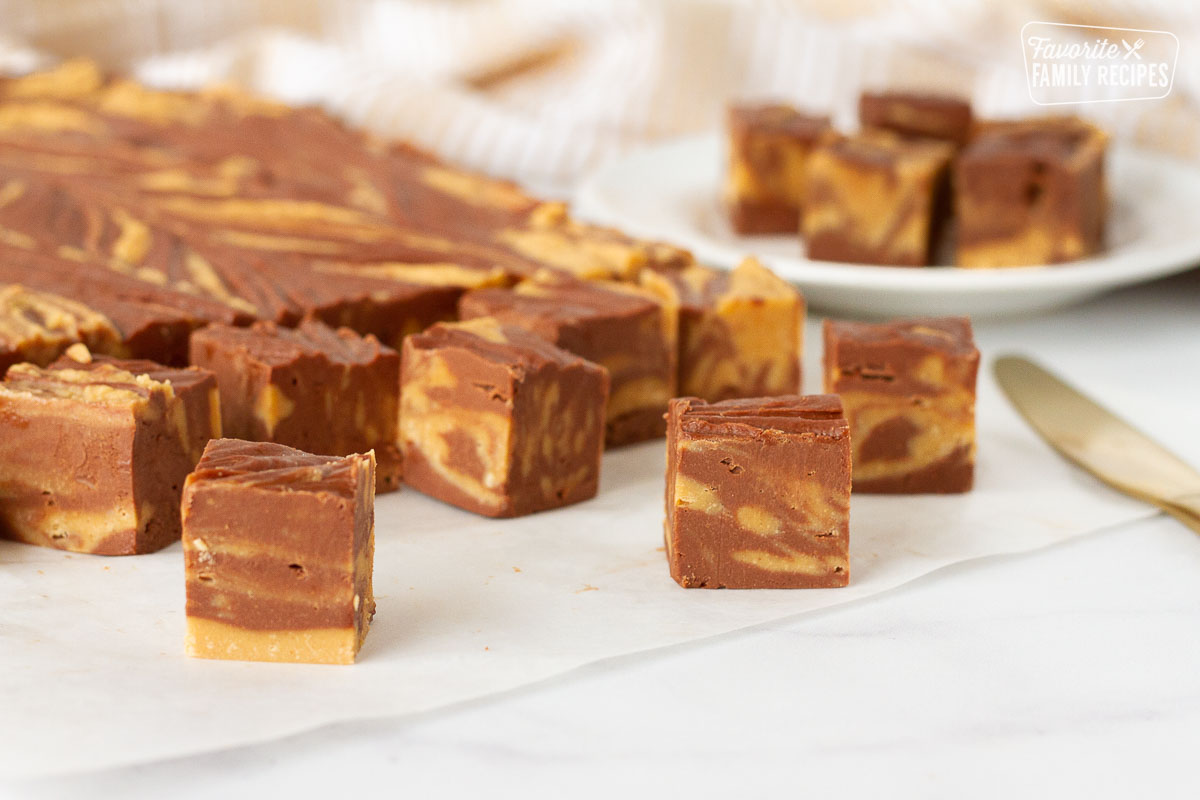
0 0 1195 194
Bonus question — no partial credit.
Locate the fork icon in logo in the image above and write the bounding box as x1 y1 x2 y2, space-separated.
1122 38 1145 60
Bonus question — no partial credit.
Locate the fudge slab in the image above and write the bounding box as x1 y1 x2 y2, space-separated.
823 317 979 493
0 284 121 375
955 117 1107 267
725 103 834 234
804 132 954 266
400 317 609 517
641 257 804 402
189 319 402 492
665 395 851 589
458 277 675 446
0 357 218 554
182 439 375 665
859 91 974 147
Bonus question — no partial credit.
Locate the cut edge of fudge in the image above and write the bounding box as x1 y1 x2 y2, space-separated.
665 394 851 590
188 319 403 492
400 317 609 518
182 438 376 665
955 117 1108 268
0 360 199 554
804 131 955 267
725 102 835 234
822 316 979 494
0 283 123 375
640 257 803 401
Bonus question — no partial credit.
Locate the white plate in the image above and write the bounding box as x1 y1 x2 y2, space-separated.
574 134 1200 318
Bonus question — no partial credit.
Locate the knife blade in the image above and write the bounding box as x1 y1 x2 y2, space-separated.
994 355 1200 535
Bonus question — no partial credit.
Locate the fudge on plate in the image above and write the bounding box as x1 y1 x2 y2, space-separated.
189 319 402 492
458 276 675 446
859 91 974 147
0 356 219 554
400 317 609 517
955 117 1107 267
664 395 851 589
823 317 979 493
640 257 804 402
182 439 376 665
804 131 954 266
725 103 835 234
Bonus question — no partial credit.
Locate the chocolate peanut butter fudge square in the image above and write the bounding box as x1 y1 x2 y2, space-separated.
182 439 376 665
0 357 218 554
725 103 834 234
804 131 954 266
400 318 609 518
665 395 851 589
458 276 675 446
640 257 804 402
823 317 979 493
189 319 402 492
955 117 1107 267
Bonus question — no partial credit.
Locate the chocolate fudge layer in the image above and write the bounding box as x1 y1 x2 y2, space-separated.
459 277 676 446
0 359 213 554
725 103 834 234
955 117 1107 267
401 317 609 517
859 91 974 147
823 317 979 493
641 257 804 402
665 395 851 589
189 319 402 492
182 439 375 665
804 132 954 266
0 284 121 375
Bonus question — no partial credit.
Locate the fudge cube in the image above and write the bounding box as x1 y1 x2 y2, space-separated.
0 357 219 554
189 319 402 492
859 91 974 147
823 317 979 493
400 318 609 517
641 257 804 402
804 132 954 266
458 276 675 446
0 284 122 375
955 117 1107 267
725 103 834 234
665 395 851 589
182 439 376 665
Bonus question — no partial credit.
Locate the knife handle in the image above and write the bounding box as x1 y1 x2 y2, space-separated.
1161 493 1200 536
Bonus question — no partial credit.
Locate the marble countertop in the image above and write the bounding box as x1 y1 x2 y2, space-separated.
5 269 1199 800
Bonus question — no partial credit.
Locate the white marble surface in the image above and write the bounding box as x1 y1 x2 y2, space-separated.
3 270 1199 799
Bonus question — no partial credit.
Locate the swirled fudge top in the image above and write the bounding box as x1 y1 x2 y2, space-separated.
191 319 391 367
406 317 597 372
188 438 371 498
671 394 848 439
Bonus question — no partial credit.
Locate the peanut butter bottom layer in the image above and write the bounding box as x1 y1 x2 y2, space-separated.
185 616 367 665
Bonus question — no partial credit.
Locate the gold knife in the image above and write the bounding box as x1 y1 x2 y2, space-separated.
994 355 1200 535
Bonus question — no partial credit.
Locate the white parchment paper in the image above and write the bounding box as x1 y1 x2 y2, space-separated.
0 332 1154 779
